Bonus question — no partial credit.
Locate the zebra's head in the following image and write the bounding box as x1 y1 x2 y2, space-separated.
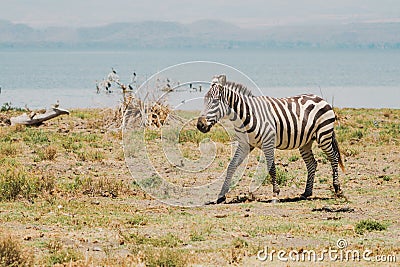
197 74 228 133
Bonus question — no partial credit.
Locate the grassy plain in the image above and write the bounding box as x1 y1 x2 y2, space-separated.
0 108 399 266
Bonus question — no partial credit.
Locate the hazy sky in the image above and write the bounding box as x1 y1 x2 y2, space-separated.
1 0 400 28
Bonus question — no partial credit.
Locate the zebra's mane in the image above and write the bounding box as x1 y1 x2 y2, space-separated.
225 81 253 97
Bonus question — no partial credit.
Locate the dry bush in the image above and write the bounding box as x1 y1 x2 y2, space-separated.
0 142 20 157
81 176 129 198
0 235 33 267
0 161 55 201
148 101 171 128
142 247 188 267
37 145 57 161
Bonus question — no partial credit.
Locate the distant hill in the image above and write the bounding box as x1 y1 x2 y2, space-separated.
0 19 399 49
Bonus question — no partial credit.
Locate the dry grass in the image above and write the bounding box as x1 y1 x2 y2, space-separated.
0 235 33 266
0 107 398 266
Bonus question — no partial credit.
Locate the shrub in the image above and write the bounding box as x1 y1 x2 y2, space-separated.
355 219 387 235
228 237 249 264
45 239 82 265
143 248 188 267
263 167 292 186
0 142 20 157
76 149 105 162
0 161 55 201
23 129 49 145
190 230 205 242
127 214 148 226
36 145 57 161
288 155 299 162
0 235 33 266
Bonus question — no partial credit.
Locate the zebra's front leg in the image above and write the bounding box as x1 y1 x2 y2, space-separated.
261 140 279 196
268 162 280 196
216 144 253 204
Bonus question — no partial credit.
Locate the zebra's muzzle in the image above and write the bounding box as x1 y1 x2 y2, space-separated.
197 117 212 133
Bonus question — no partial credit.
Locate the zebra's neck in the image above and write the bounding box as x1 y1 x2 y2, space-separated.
223 88 252 127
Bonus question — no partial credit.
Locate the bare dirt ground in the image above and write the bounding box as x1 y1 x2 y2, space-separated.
0 108 399 266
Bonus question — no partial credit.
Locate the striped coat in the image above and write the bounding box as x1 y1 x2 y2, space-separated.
197 75 344 204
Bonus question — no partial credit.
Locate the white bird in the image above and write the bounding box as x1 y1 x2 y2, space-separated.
52 100 60 109
29 111 37 120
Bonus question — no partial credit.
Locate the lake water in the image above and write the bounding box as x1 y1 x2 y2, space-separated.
0 49 399 109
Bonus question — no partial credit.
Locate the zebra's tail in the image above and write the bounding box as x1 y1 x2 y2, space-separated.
332 131 345 172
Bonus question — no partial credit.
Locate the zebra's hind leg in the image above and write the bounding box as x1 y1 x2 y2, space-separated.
299 141 317 198
319 139 342 196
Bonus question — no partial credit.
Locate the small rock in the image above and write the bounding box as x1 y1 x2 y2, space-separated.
24 235 32 241
91 200 100 205
92 246 102 251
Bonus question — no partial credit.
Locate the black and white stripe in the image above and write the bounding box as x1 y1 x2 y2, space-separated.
197 75 344 204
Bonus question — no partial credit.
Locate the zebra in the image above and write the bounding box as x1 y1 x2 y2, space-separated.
197 74 345 204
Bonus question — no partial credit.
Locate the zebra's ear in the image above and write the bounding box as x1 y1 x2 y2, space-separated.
218 74 226 86
212 74 226 87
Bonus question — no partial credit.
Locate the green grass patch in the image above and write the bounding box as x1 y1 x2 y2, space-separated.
23 128 50 145
144 129 161 141
45 239 82 266
142 247 189 267
0 161 55 201
127 214 149 226
355 219 387 235
140 174 162 189
261 166 293 186
288 154 300 162
35 145 57 161
76 149 105 162
0 142 21 157
189 225 211 242
128 232 183 248
1 102 26 112
179 125 230 144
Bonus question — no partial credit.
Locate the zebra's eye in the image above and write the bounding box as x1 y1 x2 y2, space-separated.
211 98 220 104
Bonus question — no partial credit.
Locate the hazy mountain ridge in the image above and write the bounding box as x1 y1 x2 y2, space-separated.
1 19 399 49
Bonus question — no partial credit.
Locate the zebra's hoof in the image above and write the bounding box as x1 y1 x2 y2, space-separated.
335 190 344 198
216 196 226 204
300 192 312 200
273 188 280 195
204 200 216 205
270 198 280 204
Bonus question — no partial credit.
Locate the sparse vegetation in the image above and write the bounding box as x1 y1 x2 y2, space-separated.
288 154 299 162
0 161 55 201
178 125 231 144
142 247 189 267
0 107 398 266
0 235 33 267
45 239 83 265
36 145 57 161
1 102 26 112
127 214 149 226
355 219 388 235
